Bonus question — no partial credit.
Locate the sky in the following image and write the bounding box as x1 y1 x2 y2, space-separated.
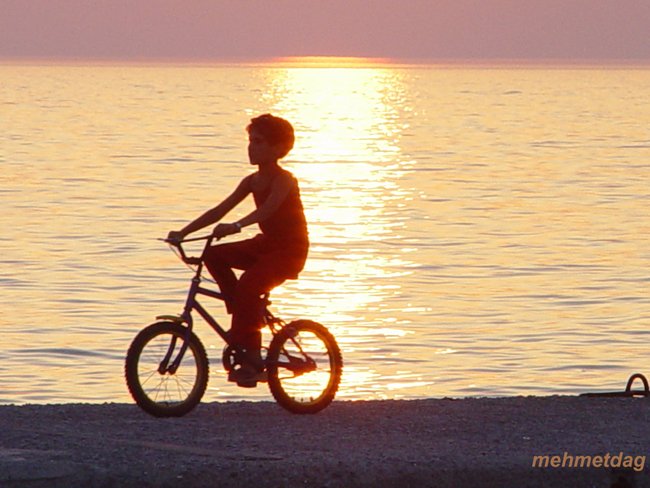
1 0 649 63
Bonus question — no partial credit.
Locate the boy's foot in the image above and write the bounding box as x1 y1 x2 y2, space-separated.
228 364 267 388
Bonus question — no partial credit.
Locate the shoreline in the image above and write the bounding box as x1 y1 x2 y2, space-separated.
1 396 649 487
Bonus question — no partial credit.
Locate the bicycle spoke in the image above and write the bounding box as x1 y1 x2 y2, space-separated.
268 322 341 413
126 322 209 417
139 369 160 387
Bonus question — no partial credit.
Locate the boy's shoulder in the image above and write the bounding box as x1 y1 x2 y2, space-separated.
250 167 296 182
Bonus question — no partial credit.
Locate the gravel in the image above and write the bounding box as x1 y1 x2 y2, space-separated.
1 397 649 487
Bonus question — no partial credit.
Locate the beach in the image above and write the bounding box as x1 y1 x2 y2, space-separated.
1 396 649 487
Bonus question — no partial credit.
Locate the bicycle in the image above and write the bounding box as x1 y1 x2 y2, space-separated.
124 235 343 417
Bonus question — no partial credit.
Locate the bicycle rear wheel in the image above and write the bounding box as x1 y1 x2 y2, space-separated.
267 320 342 414
125 321 209 417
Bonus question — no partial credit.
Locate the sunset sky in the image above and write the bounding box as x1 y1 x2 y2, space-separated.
1 0 649 63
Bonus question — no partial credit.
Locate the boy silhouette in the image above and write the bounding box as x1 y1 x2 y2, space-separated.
168 114 309 387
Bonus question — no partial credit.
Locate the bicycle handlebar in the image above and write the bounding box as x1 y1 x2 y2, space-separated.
160 234 213 244
159 234 216 264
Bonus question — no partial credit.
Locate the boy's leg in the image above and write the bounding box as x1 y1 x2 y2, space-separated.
230 258 290 367
203 239 259 312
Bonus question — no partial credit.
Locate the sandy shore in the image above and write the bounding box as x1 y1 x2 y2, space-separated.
1 396 649 487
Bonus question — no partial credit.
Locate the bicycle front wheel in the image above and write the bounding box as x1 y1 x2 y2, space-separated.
267 320 342 414
125 321 209 417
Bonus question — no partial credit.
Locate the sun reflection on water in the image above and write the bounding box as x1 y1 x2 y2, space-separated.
248 62 428 398
3 64 649 404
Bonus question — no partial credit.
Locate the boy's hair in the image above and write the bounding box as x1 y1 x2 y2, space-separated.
247 114 295 159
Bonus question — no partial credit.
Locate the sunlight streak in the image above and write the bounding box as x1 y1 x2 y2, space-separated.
252 62 419 398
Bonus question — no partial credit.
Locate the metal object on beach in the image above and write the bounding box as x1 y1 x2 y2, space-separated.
581 373 650 398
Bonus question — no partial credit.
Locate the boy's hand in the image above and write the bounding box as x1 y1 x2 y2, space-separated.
212 223 241 239
166 230 185 243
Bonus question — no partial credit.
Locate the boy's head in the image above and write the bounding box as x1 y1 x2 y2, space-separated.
247 114 295 159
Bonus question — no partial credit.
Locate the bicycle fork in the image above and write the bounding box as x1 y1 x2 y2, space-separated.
158 278 199 375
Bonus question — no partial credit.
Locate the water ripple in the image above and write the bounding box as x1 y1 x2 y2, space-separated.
1 64 649 404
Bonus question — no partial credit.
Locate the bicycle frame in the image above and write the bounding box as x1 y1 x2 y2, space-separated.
126 234 342 417
159 235 286 374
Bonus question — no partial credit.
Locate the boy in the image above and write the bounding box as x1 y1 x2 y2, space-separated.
167 114 309 387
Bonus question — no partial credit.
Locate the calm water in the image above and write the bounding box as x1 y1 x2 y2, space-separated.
1 63 649 405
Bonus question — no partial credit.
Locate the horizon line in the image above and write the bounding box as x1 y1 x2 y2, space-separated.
2 55 650 69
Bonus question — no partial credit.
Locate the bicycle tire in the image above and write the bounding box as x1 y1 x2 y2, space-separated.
267 320 342 414
125 321 209 417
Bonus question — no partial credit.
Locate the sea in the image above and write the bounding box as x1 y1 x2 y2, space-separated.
1 62 649 405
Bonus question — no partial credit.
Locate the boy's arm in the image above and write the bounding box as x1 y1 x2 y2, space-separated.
213 172 294 239
170 176 251 239
234 172 294 228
